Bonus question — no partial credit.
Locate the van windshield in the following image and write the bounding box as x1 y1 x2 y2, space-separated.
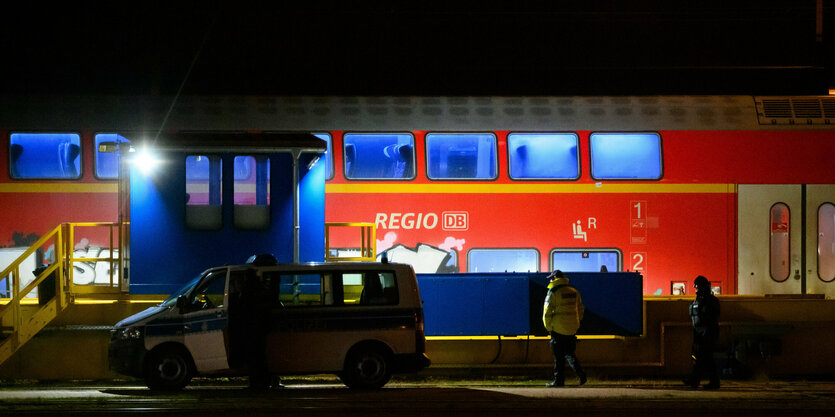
160 276 201 308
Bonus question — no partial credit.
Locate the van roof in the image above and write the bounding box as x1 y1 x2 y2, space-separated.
228 261 413 272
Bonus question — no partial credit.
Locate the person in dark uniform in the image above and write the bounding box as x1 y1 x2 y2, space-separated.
228 270 271 390
684 275 721 389
542 270 587 387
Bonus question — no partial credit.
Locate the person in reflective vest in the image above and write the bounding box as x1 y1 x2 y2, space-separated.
542 270 587 387
684 275 721 389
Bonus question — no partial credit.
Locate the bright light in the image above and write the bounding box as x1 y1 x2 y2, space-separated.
134 146 160 174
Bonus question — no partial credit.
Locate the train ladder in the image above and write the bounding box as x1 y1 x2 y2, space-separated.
0 222 123 366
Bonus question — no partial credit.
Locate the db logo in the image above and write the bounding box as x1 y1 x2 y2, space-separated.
442 211 469 231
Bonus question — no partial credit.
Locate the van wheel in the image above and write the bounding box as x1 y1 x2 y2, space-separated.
340 347 392 389
145 346 193 391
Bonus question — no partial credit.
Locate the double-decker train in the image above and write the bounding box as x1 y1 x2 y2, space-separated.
1 95 834 297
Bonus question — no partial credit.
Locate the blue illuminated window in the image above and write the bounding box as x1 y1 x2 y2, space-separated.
467 249 539 272
343 133 415 180
590 133 662 180
186 155 222 230
94 134 130 179
426 133 497 180
314 133 333 180
234 156 269 205
233 156 270 230
551 249 621 272
508 133 579 179
185 155 222 205
9 133 82 179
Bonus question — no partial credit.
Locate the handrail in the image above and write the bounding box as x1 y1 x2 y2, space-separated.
65 222 124 294
0 222 125 364
0 224 66 363
325 222 377 262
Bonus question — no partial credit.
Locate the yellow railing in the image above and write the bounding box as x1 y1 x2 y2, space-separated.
0 222 125 364
324 222 376 262
65 222 125 294
0 224 67 364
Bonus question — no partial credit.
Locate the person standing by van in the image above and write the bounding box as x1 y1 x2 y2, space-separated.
229 270 271 390
542 270 587 387
684 275 720 389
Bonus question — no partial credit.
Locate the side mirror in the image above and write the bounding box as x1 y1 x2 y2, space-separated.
176 295 188 313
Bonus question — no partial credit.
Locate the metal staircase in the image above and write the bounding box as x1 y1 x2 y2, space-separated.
0 223 124 365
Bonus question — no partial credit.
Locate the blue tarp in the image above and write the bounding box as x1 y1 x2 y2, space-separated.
418 272 643 337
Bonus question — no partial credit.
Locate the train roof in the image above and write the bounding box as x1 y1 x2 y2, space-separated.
1 95 833 131
223 262 414 272
132 132 326 154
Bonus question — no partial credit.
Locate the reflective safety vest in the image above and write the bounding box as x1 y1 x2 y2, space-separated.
542 277 584 335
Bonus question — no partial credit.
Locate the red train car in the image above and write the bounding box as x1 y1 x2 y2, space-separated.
1 95 834 296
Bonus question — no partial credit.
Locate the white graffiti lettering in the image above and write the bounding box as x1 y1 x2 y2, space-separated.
71 246 120 285
376 243 455 273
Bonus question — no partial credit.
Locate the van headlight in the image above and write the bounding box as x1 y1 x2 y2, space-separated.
118 327 143 340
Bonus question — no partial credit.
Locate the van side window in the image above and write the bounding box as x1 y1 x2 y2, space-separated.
278 273 333 306
340 272 398 305
189 270 227 310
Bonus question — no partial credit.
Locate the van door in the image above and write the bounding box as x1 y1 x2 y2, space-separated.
182 268 230 372
738 184 835 297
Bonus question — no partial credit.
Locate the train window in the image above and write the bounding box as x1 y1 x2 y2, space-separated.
507 133 579 180
233 156 270 230
818 203 835 282
185 155 222 230
769 203 790 282
343 133 415 180
94 134 130 179
313 133 333 180
426 133 497 180
9 133 82 179
551 249 621 272
467 249 539 273
589 133 662 180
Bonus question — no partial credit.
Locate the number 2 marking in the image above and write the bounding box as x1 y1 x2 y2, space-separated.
632 253 644 271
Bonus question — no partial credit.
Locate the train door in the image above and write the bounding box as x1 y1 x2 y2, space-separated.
738 185 835 296
807 185 835 297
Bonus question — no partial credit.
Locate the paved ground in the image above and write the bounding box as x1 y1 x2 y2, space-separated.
1 377 834 416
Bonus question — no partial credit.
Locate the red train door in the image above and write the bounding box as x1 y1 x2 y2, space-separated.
737 185 835 297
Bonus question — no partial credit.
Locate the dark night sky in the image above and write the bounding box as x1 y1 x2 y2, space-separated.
3 1 833 96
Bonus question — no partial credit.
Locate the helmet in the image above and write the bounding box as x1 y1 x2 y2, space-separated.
246 253 278 266
547 270 565 280
694 275 710 288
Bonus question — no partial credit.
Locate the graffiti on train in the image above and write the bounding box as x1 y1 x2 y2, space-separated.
328 231 464 273
45 238 120 285
375 231 464 273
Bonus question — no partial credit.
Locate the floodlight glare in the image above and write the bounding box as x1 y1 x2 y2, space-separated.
134 146 160 174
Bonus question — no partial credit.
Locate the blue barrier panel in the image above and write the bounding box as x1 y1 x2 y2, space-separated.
418 273 529 336
418 271 643 337
530 272 644 336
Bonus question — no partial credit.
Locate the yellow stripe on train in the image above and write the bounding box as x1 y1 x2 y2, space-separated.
1 182 734 194
325 183 735 194
0 183 118 193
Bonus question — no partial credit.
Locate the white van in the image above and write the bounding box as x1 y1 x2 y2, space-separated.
108 260 430 390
